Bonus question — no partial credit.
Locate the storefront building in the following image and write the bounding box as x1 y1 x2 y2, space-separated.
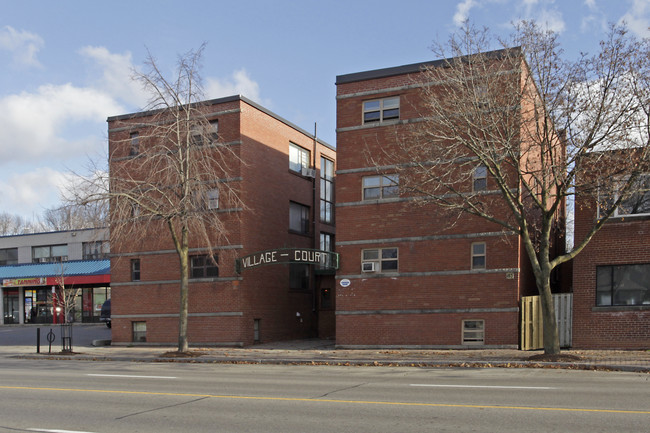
0 229 110 325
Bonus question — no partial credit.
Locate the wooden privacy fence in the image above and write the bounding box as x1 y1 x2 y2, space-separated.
520 293 573 350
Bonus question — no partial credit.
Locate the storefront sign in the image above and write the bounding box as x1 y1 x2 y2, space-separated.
2 277 47 287
236 248 339 273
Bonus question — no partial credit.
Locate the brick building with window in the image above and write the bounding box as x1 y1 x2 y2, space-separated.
572 172 650 349
334 53 545 348
108 95 336 346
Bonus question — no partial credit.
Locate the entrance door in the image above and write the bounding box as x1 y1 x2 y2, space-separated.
3 291 19 324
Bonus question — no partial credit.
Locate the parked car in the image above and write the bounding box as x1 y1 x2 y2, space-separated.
100 299 111 328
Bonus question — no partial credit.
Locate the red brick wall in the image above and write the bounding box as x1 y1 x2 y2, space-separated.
108 97 336 346
335 66 526 348
572 196 650 349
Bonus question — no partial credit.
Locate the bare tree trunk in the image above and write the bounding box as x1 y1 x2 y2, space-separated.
539 276 560 355
178 228 190 353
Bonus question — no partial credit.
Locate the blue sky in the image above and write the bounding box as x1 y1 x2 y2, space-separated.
2 0 649 220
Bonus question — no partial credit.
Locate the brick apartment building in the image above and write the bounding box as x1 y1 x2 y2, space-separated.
0 228 110 325
572 173 650 349
334 52 545 348
108 95 336 346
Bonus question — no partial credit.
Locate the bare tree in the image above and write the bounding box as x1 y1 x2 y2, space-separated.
39 201 108 232
71 44 242 352
373 22 649 354
51 260 81 324
0 212 36 235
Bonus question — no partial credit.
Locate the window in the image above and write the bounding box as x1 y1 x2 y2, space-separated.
363 96 400 124
320 157 334 223
131 259 141 281
363 175 399 200
462 320 485 344
131 202 140 218
473 165 487 191
209 120 219 141
596 264 650 306
320 232 334 269
0 248 18 265
132 321 146 342
129 132 139 156
289 202 310 234
32 245 68 263
601 174 650 218
471 242 486 270
190 255 219 278
362 247 398 273
190 124 203 145
290 263 310 290
83 241 109 260
190 120 218 145
289 143 310 173
207 189 219 210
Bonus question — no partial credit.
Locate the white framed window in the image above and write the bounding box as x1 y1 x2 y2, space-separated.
471 242 486 270
362 175 399 200
209 119 218 140
289 201 310 234
462 320 485 344
600 174 650 218
83 241 109 260
596 264 650 306
363 96 400 124
473 165 487 191
190 120 218 145
129 132 139 156
132 321 146 342
289 143 311 173
207 189 219 210
362 247 398 273
32 245 68 263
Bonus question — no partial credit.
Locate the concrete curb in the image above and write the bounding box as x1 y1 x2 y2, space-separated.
11 352 650 373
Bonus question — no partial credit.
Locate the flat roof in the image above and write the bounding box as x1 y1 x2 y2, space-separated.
336 47 520 85
107 95 335 151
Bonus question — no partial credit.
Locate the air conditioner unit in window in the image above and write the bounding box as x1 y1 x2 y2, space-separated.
301 167 316 178
362 262 376 272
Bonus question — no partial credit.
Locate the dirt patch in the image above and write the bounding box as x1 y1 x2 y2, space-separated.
527 353 582 362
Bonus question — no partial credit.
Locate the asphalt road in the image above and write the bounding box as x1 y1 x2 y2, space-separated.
0 358 648 432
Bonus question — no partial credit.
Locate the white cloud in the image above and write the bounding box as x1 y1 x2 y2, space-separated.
0 83 123 164
79 46 148 108
205 69 267 105
620 0 650 38
537 7 566 33
454 0 477 26
0 167 68 218
0 25 44 68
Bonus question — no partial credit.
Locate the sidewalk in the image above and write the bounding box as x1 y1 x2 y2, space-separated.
6 338 650 372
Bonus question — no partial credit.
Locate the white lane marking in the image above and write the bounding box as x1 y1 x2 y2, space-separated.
28 429 97 433
87 374 177 379
410 384 556 390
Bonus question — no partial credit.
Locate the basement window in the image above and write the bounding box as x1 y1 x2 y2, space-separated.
462 320 484 345
132 321 146 343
